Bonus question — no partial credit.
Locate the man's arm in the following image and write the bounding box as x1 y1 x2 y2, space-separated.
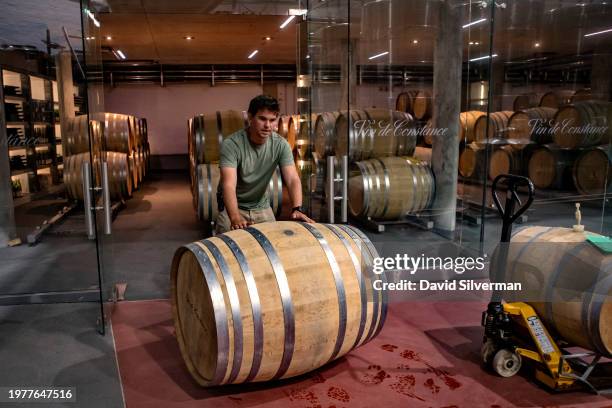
280 164 314 223
220 166 250 229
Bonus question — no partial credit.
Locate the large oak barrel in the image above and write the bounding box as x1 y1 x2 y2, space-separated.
474 111 513 145
64 153 91 201
395 90 419 115
195 164 283 223
348 157 434 220
513 93 539 111
65 152 131 201
295 114 316 159
413 146 432 163
500 226 612 357
571 88 594 103
106 151 133 200
459 143 486 180
277 114 299 150
539 90 574 108
128 151 140 190
191 110 248 164
64 115 91 156
527 144 579 190
573 146 612 196
314 111 340 157
335 109 415 161
171 221 387 385
412 90 432 120
553 101 611 149
424 111 485 145
488 144 525 181
104 113 133 153
128 115 141 149
507 107 557 147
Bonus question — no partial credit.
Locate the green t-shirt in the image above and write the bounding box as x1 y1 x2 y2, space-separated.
219 128 294 210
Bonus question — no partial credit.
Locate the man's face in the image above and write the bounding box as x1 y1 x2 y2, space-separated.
248 108 279 145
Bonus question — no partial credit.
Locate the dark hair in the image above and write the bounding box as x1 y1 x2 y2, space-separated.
248 94 280 116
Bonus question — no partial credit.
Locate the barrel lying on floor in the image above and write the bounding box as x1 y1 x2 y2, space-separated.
170 221 387 386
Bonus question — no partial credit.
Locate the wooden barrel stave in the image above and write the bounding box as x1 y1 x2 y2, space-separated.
171 221 386 385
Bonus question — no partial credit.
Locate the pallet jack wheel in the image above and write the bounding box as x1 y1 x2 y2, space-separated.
481 339 497 365
492 349 522 377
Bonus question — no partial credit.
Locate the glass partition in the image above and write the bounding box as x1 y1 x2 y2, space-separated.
0 0 105 328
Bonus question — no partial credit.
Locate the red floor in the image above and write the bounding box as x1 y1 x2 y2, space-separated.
111 300 612 408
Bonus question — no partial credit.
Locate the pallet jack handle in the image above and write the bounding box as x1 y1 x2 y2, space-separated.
491 174 535 243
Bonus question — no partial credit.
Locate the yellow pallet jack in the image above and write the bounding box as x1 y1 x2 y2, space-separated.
481 174 612 394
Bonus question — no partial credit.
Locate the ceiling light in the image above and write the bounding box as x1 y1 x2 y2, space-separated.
184 36 194 40
463 18 486 28
584 27 612 37
280 15 296 29
412 39 418 44
534 42 541 47
116 49 126 60
469 53 498 62
368 51 389 60
264 36 272 41
85 9 100 28
248 50 258 59
105 36 112 40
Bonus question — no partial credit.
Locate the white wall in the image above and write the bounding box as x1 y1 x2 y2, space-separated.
104 83 264 155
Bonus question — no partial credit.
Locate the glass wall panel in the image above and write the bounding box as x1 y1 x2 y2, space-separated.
0 0 105 322
485 0 612 246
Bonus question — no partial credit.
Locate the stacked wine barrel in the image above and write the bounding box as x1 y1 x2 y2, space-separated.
299 103 434 222
187 110 288 224
454 93 612 196
63 113 150 202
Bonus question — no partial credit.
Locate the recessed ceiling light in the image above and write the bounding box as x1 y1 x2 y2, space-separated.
264 36 272 41
534 42 541 47
105 35 112 40
412 39 418 44
184 36 194 40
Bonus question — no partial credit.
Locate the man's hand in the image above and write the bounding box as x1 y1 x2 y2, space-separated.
230 214 251 230
291 210 314 223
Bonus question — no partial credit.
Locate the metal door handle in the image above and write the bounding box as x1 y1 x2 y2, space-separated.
101 161 112 235
82 161 95 239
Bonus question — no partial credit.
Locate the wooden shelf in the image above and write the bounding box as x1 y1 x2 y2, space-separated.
8 145 27 151
4 95 25 102
33 122 52 126
6 121 26 126
11 168 32 176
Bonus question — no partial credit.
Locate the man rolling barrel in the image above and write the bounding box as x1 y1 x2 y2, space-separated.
216 95 313 233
